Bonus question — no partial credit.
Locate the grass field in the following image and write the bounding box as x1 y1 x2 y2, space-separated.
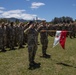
0 36 76 75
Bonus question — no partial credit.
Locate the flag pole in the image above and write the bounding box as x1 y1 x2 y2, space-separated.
40 30 71 32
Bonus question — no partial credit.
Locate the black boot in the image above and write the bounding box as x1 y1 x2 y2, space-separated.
19 45 24 49
10 47 15 50
28 62 41 70
33 61 41 67
28 63 36 70
1 49 6 52
44 54 51 58
40 54 51 58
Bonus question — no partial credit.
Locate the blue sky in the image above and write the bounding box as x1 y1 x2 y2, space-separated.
0 0 76 21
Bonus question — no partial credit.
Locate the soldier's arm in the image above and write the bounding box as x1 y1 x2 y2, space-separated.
24 24 33 34
24 27 30 34
24 23 30 30
36 25 43 32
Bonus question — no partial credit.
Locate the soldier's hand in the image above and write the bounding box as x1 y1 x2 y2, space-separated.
38 25 43 29
29 24 33 29
40 30 46 32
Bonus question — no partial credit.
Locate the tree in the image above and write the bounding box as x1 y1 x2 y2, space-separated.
51 16 73 24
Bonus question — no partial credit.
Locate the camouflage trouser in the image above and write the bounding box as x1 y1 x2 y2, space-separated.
9 36 15 49
28 44 37 63
23 33 27 44
6 36 10 47
72 31 76 38
69 31 75 38
0 37 5 50
40 38 48 55
18 35 23 47
14 35 18 46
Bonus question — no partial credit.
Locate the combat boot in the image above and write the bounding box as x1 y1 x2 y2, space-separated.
19 45 25 49
33 61 41 67
1 48 6 52
28 63 36 70
28 62 41 70
40 54 51 58
44 54 51 58
11 48 15 50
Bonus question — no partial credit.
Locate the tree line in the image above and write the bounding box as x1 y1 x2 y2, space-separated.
51 16 76 24
0 16 76 24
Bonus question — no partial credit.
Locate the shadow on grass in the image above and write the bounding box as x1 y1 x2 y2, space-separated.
0 48 17 53
56 62 76 68
0 50 7 53
51 59 76 68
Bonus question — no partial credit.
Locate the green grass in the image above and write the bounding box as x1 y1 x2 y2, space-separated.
0 36 76 75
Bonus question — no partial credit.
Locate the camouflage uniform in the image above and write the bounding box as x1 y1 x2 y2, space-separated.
14 24 19 46
24 23 40 69
5 23 10 48
69 24 75 39
9 22 15 50
0 23 6 52
38 23 50 58
18 23 24 48
72 24 76 38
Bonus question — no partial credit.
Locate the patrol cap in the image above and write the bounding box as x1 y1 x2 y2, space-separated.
10 22 14 25
28 21 34 26
41 20 46 22
5 23 8 25
29 21 34 25
1 22 5 25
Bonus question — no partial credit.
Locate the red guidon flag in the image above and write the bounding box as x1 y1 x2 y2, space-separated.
53 30 67 49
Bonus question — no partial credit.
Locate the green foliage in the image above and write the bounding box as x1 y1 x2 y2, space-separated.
52 16 73 24
0 36 76 75
0 18 9 23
